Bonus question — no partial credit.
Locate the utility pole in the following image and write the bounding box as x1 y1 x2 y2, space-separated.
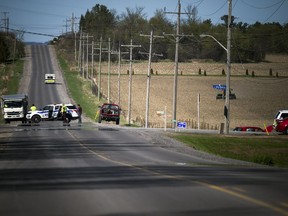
117 45 121 107
225 0 232 134
121 40 141 125
140 31 164 128
78 29 82 75
86 34 89 79
97 37 103 100
102 38 112 102
1 12 9 33
82 33 86 78
164 0 193 128
111 44 128 107
91 40 94 79
108 38 111 102
81 33 93 79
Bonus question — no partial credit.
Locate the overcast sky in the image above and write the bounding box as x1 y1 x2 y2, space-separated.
1 0 287 42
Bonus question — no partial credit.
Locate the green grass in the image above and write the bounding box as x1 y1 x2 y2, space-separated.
172 133 288 168
0 60 23 95
57 55 104 121
0 60 24 123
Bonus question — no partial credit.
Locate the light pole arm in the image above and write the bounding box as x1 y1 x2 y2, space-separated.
200 34 228 53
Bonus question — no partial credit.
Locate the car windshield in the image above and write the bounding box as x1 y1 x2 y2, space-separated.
67 105 76 109
4 101 23 108
103 104 118 110
274 111 281 119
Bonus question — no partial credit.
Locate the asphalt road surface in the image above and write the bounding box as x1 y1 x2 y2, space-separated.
0 45 288 216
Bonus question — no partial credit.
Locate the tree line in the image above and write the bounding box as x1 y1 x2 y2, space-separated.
0 31 25 64
57 4 288 63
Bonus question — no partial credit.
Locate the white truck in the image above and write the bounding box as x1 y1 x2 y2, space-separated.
26 103 79 123
1 94 29 123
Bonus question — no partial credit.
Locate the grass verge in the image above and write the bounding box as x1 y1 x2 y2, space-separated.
0 60 24 123
57 54 104 121
171 133 288 168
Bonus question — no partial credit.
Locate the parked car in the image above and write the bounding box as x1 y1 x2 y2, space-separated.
216 90 236 100
233 126 264 132
98 103 121 125
274 118 288 134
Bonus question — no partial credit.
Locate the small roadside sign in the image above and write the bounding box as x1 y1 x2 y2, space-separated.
177 121 187 129
213 84 226 90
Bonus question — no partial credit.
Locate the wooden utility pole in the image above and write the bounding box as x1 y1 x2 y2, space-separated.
225 0 232 134
164 0 193 128
140 31 164 128
121 40 141 125
98 37 103 100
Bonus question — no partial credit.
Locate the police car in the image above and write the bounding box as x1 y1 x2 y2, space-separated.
26 103 79 123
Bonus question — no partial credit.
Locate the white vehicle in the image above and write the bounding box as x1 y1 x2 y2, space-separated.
45 74 56 84
26 103 79 123
1 94 28 123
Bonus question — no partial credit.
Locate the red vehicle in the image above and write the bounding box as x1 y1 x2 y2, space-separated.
275 118 288 134
233 126 264 132
98 103 120 125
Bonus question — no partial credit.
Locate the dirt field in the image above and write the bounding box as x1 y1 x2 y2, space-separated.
94 54 288 129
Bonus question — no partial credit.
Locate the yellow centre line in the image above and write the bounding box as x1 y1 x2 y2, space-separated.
67 130 288 216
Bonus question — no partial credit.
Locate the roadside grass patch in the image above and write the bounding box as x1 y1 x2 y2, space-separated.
57 55 103 120
172 133 288 168
0 60 24 123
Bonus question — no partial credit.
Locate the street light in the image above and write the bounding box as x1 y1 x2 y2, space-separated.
200 30 231 134
199 0 232 134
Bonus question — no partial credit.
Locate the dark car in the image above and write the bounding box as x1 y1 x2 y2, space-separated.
216 90 236 100
233 126 264 132
98 103 120 125
275 118 288 134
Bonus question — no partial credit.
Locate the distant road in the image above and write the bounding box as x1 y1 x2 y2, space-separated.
23 44 71 108
0 45 287 216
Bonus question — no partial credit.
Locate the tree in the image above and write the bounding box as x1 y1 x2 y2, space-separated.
148 9 173 59
80 4 116 39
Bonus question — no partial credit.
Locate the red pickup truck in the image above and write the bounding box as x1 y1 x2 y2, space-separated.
98 103 121 125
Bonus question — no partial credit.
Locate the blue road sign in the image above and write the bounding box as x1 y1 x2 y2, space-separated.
213 84 226 90
177 121 187 129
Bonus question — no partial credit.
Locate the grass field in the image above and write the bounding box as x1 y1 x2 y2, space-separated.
96 57 288 130
171 133 288 168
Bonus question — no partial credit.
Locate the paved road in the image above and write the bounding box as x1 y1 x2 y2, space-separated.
0 45 288 216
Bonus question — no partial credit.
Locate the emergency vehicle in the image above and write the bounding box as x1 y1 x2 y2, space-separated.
45 74 56 84
26 103 79 123
1 94 28 123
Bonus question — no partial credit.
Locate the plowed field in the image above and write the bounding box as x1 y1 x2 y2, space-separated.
98 55 288 130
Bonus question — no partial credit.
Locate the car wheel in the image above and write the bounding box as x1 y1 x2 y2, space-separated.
31 115 41 123
116 119 119 125
98 117 102 123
